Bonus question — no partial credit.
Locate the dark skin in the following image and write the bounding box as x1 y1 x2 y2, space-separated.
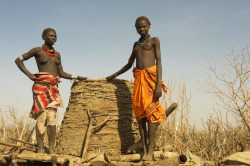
106 20 162 161
15 30 87 154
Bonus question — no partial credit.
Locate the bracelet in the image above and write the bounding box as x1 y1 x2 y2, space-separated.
158 80 163 83
71 75 78 79
18 56 24 61
114 73 117 77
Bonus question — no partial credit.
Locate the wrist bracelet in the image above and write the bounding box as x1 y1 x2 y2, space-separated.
71 75 78 79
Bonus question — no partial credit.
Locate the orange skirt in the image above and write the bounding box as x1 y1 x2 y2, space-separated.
133 65 167 123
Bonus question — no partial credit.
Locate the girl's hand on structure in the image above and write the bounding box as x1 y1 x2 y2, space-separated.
106 74 116 82
77 76 87 81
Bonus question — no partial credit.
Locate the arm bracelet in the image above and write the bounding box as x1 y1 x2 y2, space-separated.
71 75 78 79
18 56 24 61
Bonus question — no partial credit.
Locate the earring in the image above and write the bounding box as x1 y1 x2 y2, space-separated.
149 29 151 31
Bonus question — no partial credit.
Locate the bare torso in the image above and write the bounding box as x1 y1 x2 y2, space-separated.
34 47 61 76
133 37 156 70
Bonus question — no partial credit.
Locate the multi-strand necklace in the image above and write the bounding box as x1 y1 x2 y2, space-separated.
137 34 151 46
42 44 56 57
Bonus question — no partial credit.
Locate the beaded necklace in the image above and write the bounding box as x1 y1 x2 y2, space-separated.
137 34 151 46
42 44 56 57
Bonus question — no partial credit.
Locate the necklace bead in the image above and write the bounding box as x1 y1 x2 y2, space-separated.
42 45 56 57
137 35 151 46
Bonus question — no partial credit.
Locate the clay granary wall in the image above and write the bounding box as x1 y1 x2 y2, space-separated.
55 79 139 157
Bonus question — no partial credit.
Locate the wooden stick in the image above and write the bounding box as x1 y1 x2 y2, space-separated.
81 109 93 158
165 103 178 117
2 154 68 165
105 151 179 162
9 137 36 146
26 126 35 142
92 115 110 130
0 141 36 152
81 110 110 158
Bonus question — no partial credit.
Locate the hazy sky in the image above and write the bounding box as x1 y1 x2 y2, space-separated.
1 0 249 126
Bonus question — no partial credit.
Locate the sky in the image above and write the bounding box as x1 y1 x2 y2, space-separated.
0 0 249 126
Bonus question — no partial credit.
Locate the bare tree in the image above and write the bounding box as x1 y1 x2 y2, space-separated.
0 108 6 141
206 44 250 132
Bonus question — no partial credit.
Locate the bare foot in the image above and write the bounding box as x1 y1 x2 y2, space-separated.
48 149 55 154
142 154 154 161
37 148 45 153
141 153 147 161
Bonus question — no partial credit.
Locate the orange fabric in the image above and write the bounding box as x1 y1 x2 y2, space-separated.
133 65 167 123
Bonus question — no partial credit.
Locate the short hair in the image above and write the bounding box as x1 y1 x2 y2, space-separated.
135 16 151 27
42 28 56 39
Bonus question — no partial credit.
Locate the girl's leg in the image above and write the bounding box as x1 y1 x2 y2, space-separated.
138 118 147 160
144 120 157 161
36 124 45 153
47 110 57 154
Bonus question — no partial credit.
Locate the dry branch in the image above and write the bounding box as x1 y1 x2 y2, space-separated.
165 103 178 117
81 109 110 158
81 109 93 158
2 154 68 165
0 141 36 152
9 137 36 146
105 151 179 162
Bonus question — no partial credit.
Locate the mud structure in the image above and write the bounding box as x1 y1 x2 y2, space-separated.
55 79 139 157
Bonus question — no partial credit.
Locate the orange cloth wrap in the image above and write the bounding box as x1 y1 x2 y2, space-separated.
133 65 167 123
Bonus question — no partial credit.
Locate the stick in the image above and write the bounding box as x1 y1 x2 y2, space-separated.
2 154 68 164
92 115 110 130
165 103 178 117
81 109 93 158
9 137 36 146
105 151 179 162
0 141 36 152
81 110 110 158
27 126 35 142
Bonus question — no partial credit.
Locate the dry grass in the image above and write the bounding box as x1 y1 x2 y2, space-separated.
0 106 65 151
0 107 35 145
157 78 250 165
